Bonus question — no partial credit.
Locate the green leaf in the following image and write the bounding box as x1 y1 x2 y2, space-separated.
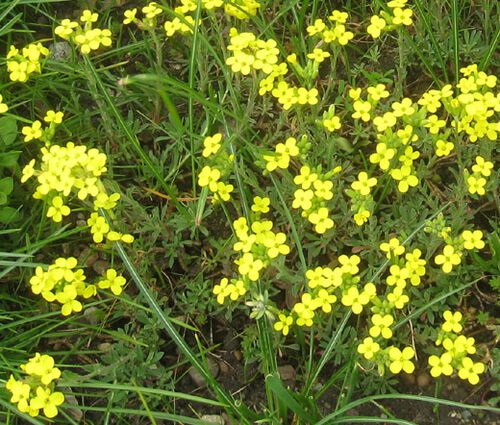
0 206 20 223
266 373 314 422
0 116 18 146
0 151 21 168
0 176 13 195
0 192 7 205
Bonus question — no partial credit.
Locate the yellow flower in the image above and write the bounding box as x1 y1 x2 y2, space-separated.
458 357 485 385
296 87 319 105
29 387 65 418
323 116 341 132
236 252 263 281
380 237 405 258
387 286 409 309
352 100 372 121
87 212 110 243
198 166 221 192
391 98 415 117
274 313 293 335
390 166 419 193
142 2 162 19
425 114 446 134
388 346 415 374
292 188 314 210
294 165 318 189
313 179 333 200
293 293 318 327
351 171 377 196
307 48 330 64
466 175 486 196
315 288 337 313
6 376 31 413
22 120 43 142
392 7 413 26
442 310 463 333
369 314 394 339
338 254 360 275
435 139 454 157
329 10 349 23
54 19 78 39
357 337 380 360
367 15 386 38
22 353 61 385
308 207 334 234
251 196 270 213
46 196 71 222
43 110 64 124
306 18 326 36
202 133 223 157
341 286 370 314
98 268 127 295
21 159 36 183
428 353 453 377
80 10 98 23
435 245 462 273
367 84 389 101
369 143 395 170
472 156 493 177
354 209 370 226
123 8 137 25
373 112 397 132
461 230 485 250
213 278 231 304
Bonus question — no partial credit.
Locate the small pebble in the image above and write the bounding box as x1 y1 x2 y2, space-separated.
200 415 224 424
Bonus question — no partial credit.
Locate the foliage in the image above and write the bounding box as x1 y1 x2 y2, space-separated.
0 0 498 424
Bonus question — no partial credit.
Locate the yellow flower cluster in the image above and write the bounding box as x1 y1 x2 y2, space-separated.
224 0 260 19
263 136 300 171
55 10 112 54
30 257 127 314
453 64 498 143
464 155 494 196
354 238 429 376
21 110 63 145
198 133 234 202
306 11 354 46
367 0 413 39
213 211 290 304
293 164 342 234
429 311 485 384
262 136 340 234
349 85 422 194
6 354 64 418
273 254 375 333
433 225 485 273
124 0 260 38
225 28 323 110
6 42 49 82
321 105 342 132
22 141 105 215
346 171 378 226
226 28 280 75
21 111 134 248
30 257 95 315
345 66 498 197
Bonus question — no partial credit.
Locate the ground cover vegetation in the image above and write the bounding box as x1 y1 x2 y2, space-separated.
0 0 498 423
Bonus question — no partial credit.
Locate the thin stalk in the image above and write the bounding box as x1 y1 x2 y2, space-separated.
451 0 460 85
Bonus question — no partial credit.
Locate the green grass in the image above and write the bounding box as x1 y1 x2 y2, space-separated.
1 0 499 424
